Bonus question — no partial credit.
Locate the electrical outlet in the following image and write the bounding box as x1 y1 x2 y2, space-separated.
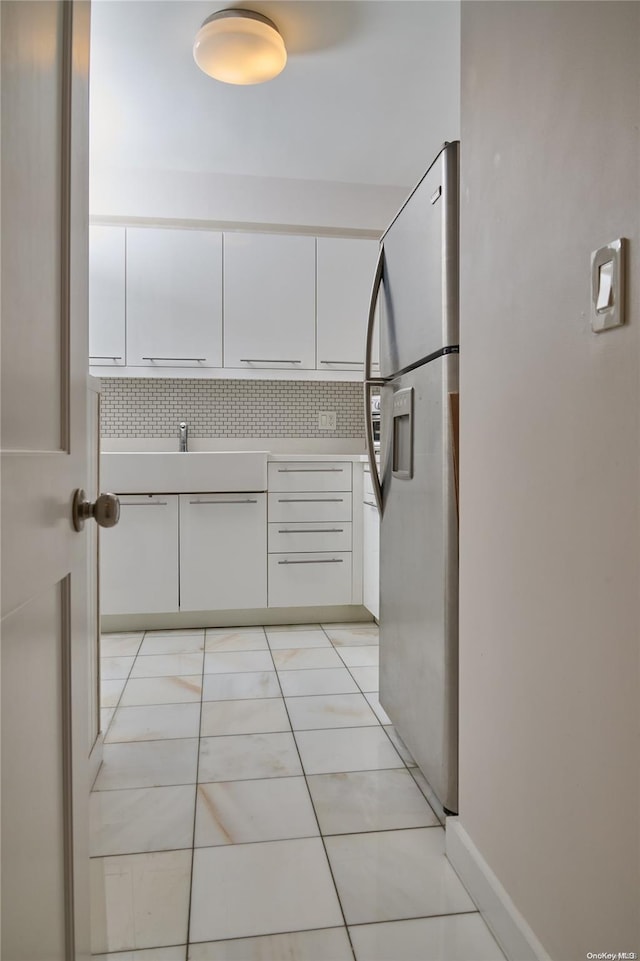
318 411 337 430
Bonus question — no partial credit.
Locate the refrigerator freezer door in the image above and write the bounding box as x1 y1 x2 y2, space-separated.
380 142 459 378
379 354 459 812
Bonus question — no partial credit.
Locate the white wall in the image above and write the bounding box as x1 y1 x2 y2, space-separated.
90 166 407 234
458 3 639 959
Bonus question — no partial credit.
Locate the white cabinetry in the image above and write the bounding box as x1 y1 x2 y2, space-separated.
267 462 353 608
179 494 267 611
90 226 380 380
362 468 380 619
101 495 179 615
89 226 126 367
99 459 372 621
126 228 222 369
223 233 316 370
316 237 380 373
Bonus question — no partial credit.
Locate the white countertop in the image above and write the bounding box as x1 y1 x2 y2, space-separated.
101 448 372 494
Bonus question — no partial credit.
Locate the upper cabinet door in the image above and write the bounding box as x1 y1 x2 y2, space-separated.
316 237 380 374
89 225 126 366
223 233 316 370
126 228 222 369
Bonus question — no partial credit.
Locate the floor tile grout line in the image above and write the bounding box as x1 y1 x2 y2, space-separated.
183 910 482 951
89 763 415 794
184 624 209 957
106 658 377 679
89 941 188 957
185 921 352 950
269 631 358 961
89 821 445 861
105 717 395 745
94 637 143 783
346 908 481 929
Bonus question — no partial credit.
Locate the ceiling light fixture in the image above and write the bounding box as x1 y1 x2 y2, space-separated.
193 9 287 85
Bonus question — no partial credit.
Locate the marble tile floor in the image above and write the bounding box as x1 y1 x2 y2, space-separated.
92 623 505 961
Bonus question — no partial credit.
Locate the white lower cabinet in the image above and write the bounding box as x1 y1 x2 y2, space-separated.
363 500 380 619
267 461 354 608
101 495 179 615
268 553 353 608
100 461 367 619
179 494 267 611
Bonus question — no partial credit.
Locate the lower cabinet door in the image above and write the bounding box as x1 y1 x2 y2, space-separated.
363 501 380 619
268 552 352 608
179 494 267 611
100 495 179 615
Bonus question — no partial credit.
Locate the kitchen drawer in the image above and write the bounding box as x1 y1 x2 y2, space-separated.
268 552 352 608
268 461 352 492
268 521 352 554
268 492 352 523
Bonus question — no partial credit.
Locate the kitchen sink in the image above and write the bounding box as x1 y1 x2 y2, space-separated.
101 451 269 494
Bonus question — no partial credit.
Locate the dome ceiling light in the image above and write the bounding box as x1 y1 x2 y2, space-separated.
193 9 287 85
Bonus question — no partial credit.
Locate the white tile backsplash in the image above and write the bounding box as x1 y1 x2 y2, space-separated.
100 379 365 440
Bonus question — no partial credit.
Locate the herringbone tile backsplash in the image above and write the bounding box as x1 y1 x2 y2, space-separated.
100 378 365 439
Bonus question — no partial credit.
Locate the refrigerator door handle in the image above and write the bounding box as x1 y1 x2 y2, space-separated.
364 246 386 514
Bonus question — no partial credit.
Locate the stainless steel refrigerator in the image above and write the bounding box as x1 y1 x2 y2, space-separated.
365 140 459 815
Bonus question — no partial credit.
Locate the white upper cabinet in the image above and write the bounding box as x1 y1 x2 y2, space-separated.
316 237 380 373
89 226 126 366
223 233 316 370
126 228 222 369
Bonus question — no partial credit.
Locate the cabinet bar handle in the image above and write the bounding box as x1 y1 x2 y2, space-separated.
120 501 169 507
189 498 258 505
277 528 344 534
278 558 344 565
142 356 206 362
320 360 364 365
239 358 302 364
277 468 343 473
277 498 344 503
363 500 378 509
90 355 123 360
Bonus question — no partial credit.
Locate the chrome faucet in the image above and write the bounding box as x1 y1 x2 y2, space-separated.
178 421 188 453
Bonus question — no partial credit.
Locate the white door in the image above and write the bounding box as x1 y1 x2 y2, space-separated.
1 3 93 958
223 232 316 370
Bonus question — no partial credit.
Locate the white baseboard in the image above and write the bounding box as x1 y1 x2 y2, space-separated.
446 819 551 961
101 604 371 633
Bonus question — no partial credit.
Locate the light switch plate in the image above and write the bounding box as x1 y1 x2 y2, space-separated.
591 238 626 332
318 411 337 430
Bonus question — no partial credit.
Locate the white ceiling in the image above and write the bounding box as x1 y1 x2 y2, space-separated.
90 0 460 190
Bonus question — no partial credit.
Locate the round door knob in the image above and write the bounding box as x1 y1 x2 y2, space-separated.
72 489 120 532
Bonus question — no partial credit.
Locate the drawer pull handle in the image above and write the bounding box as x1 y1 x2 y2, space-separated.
240 358 301 364
278 558 344 565
278 498 344 503
189 498 258 505
363 500 378 509
320 360 364 365
277 468 343 473
277 528 344 534
90 355 123 360
142 356 206 362
119 501 169 507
